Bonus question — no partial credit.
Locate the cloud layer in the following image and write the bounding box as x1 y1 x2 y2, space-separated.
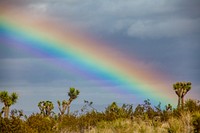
2 0 200 38
0 0 200 113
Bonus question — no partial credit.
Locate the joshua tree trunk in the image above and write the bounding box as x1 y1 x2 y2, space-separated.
4 106 9 118
58 101 67 116
177 97 181 109
67 100 72 115
58 104 63 115
59 105 65 116
67 105 70 115
181 96 184 110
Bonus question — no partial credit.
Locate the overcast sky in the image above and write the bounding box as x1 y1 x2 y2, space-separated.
0 0 200 114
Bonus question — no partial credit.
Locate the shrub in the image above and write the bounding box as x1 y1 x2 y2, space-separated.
57 114 78 132
192 112 200 133
185 99 200 113
134 99 156 120
26 113 56 133
0 116 32 133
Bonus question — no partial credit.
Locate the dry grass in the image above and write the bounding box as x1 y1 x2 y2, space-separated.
84 112 197 133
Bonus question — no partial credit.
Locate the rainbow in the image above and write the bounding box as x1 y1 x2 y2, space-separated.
0 9 176 105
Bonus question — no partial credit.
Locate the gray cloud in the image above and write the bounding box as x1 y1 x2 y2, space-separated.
1 0 200 113
127 18 200 38
43 0 200 38
2 0 200 38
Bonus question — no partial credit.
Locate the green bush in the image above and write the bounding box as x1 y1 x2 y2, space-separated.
192 112 200 133
185 99 200 113
26 113 56 133
57 114 79 132
134 99 156 120
104 102 133 121
0 117 11 132
0 116 32 133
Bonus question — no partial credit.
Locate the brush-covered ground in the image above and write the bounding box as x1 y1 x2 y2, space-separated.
0 99 200 133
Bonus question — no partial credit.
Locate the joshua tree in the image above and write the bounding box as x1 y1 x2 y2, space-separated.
57 100 68 116
57 87 80 116
38 100 54 116
0 91 18 118
67 87 80 114
173 82 192 110
173 83 182 109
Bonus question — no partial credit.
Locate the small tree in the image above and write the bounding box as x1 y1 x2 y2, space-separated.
133 99 155 120
0 91 18 118
184 99 200 112
173 82 191 110
67 88 80 115
58 87 80 116
57 100 68 116
38 101 54 116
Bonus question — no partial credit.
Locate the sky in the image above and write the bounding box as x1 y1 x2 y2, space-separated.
0 0 200 114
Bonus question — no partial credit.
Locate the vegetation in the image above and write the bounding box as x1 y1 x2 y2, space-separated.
38 100 54 117
173 82 192 109
0 82 200 133
57 87 80 117
0 91 18 118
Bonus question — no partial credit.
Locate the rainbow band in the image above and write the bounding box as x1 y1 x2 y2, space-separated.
0 11 176 106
